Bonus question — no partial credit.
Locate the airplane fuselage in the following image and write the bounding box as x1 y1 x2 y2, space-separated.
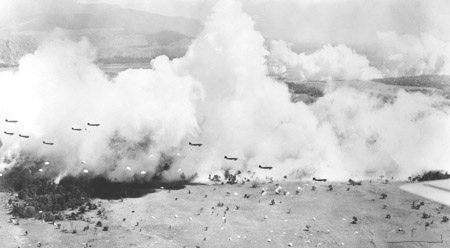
313 177 327 182
259 165 273 170
189 142 202 147
224 156 238 161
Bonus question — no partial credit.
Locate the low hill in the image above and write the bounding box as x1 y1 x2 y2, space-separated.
0 35 37 67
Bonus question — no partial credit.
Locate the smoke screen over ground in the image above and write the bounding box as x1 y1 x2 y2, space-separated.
0 0 449 183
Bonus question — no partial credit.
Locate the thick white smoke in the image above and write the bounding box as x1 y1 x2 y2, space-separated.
0 0 449 182
267 32 450 82
0 34 203 181
311 85 450 178
377 31 450 77
161 0 450 180
267 40 382 82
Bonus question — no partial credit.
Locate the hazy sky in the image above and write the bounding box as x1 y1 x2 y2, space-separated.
2 0 450 45
74 0 450 45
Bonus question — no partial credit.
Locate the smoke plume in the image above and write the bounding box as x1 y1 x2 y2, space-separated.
0 0 449 182
267 32 450 81
267 40 382 82
377 31 450 77
0 34 203 181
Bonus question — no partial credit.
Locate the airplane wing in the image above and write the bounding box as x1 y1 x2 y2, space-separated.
400 179 450 206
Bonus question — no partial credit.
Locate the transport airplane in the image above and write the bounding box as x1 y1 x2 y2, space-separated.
224 156 238 161
259 165 273 170
189 142 202 147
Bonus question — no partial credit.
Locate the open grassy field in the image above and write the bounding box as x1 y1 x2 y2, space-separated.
1 179 449 248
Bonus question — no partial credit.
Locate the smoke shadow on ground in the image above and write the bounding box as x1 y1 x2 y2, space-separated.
0 164 204 213
86 177 205 199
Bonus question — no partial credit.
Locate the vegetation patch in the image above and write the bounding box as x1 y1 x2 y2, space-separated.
410 170 450 182
373 75 450 89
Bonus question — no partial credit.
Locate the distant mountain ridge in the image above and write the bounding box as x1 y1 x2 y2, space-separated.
0 1 202 66
1 1 202 37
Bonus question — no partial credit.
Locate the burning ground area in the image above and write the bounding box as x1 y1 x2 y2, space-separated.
1 179 449 248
